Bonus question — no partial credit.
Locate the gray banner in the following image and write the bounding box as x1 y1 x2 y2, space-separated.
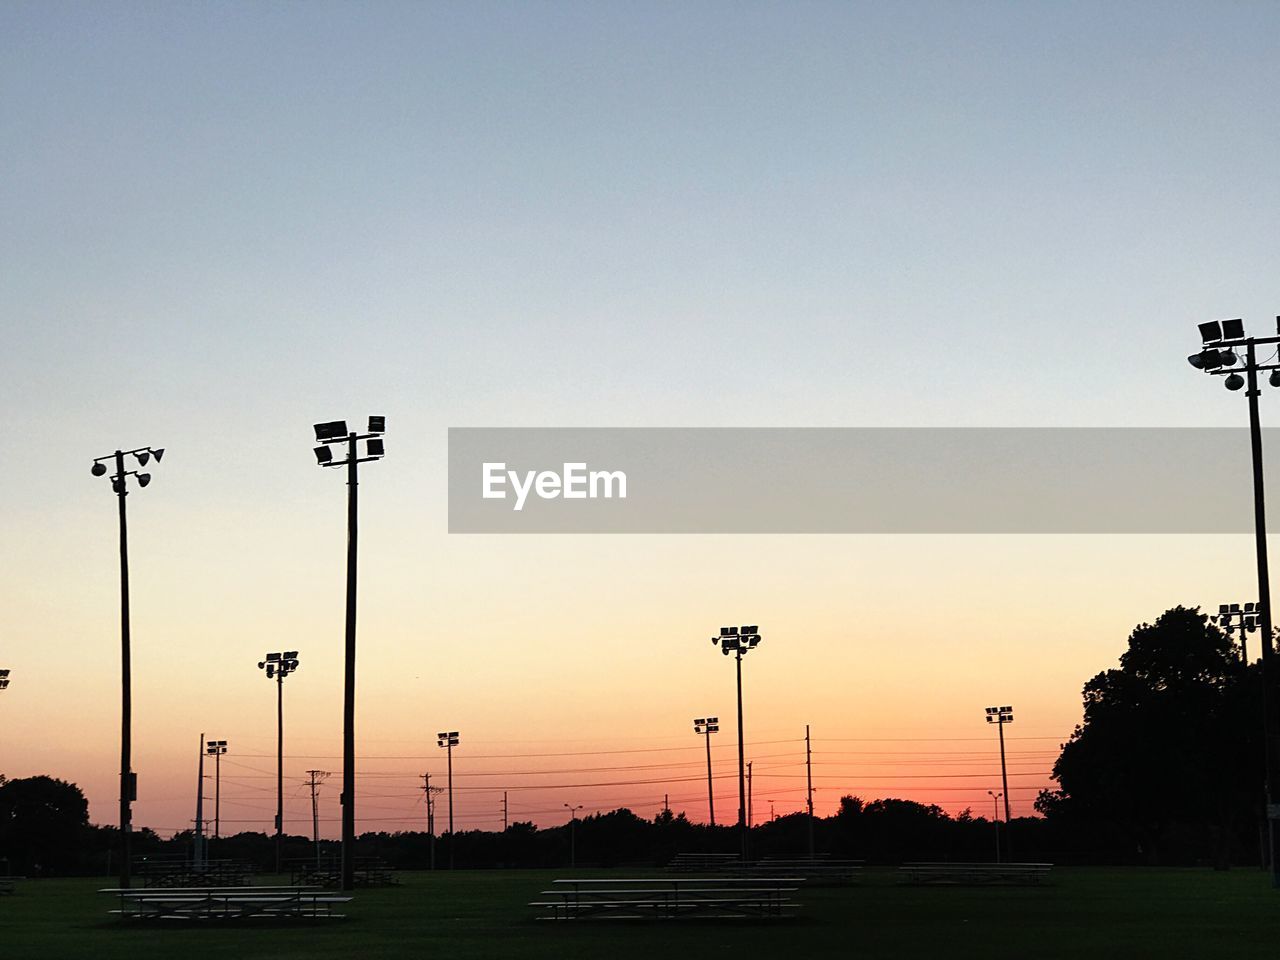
447 428 1272 533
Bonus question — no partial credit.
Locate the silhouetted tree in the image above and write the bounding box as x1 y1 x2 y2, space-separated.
1038 606 1261 866
0 775 91 875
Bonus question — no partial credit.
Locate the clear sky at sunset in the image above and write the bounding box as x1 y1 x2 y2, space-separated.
4 1 1280 836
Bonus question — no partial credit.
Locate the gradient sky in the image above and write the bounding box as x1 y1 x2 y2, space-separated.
3 1 1280 838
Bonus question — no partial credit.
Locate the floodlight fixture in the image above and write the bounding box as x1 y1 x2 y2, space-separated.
367 438 384 457
314 420 349 442
137 473 151 487
368 416 386 433
1270 369 1280 388
1200 320 1223 343
135 451 150 466
1226 373 1246 391
92 461 107 476
1223 318 1246 340
314 446 333 464
0 668 10 690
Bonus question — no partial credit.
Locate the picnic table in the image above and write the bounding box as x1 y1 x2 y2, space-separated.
100 885 352 921
899 862 1053 886
531 876 803 921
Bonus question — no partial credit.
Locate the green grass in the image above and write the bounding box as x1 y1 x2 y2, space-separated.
4 867 1280 960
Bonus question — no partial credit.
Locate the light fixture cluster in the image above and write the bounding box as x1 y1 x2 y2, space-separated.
1188 318 1280 391
437 731 460 748
90 446 165 492
694 716 719 734
313 416 386 466
1217 602 1261 635
0 668 10 691
258 651 300 680
985 705 1014 724
206 739 228 756
713 625 761 656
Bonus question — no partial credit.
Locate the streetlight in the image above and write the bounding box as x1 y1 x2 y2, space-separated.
1216 602 1261 664
259 651 300 874
1189 316 1280 885
206 740 228 842
710 625 762 861
565 804 583 868
91 442 164 889
437 731 459 868
984 706 1013 834
988 790 1003 863
313 415 386 892
693 717 719 827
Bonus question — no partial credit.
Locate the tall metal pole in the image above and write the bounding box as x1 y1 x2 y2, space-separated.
997 719 1011 825
194 732 205 868
115 449 133 890
275 668 284 874
214 748 222 840
990 791 1002 863
447 741 455 869
341 432 359 891
1246 341 1280 885
503 790 508 831
735 649 747 861
307 770 326 869
704 727 716 828
747 760 753 829
806 724 815 859
425 774 435 871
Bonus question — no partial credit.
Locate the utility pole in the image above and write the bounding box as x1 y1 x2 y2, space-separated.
988 790 1003 863
92 442 163 888
421 773 442 870
565 804 583 868
306 770 329 868
664 794 669 816
806 724 815 859
502 791 508 831
747 761 753 829
194 732 206 868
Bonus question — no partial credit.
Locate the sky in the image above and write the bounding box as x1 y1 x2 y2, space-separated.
3 1 1280 839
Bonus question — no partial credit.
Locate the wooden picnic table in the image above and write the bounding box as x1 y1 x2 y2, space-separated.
531 876 803 921
100 884 352 921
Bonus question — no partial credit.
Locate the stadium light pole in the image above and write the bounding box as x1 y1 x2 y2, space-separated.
565 804 583 867
693 717 719 827
984 706 1013 825
1216 602 1262 664
988 790 1003 863
710 625 762 861
313 415 386 891
437 731 459 868
91 442 164 889
259 651 300 874
206 740 227 842
1188 316 1280 885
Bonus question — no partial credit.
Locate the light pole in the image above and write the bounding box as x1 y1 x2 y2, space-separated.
437 731 459 868
313 415 386 892
1216 602 1261 664
259 651 300 874
206 740 227 843
91 442 164 889
1189 317 1280 884
710 625 762 862
693 717 719 827
984 706 1013 827
565 804 583 868
194 732 206 868
988 790 1003 863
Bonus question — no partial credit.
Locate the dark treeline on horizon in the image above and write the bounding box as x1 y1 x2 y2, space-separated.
0 605 1267 876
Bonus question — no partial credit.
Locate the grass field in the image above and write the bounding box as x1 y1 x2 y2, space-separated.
3 867 1279 960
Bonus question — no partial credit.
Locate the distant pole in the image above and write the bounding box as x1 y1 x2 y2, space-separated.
985 706 1014 857
422 773 441 871
93 442 163 888
306 770 329 868
694 717 719 827
503 791 508 831
805 724 815 859
194 732 205 867
565 804 583 868
988 790 1003 863
747 761 753 829
259 651 300 875
437 732 459 868
711 626 762 862
664 794 669 816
